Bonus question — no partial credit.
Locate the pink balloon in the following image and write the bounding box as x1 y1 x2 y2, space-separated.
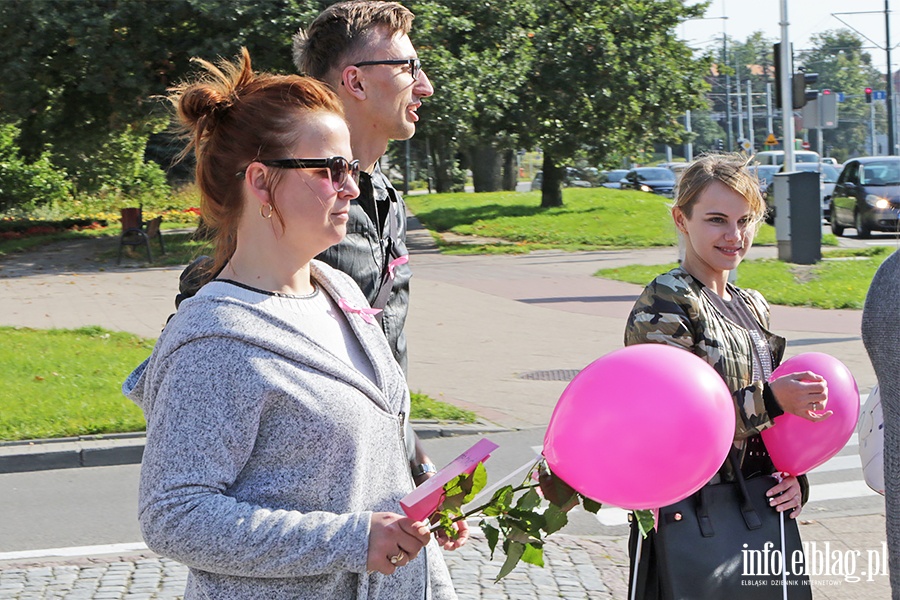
761 352 860 475
543 344 735 510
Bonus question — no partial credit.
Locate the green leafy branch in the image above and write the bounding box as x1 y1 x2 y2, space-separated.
429 459 602 581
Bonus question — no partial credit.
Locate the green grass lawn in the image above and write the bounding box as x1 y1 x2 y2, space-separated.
595 246 897 310
0 326 152 441
406 187 794 253
0 326 474 442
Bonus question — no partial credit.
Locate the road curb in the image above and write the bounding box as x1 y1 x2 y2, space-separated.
0 421 508 474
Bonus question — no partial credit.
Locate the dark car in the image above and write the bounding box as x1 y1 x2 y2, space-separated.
619 167 676 197
830 157 900 238
750 164 780 189
762 163 839 224
531 167 592 191
599 169 629 189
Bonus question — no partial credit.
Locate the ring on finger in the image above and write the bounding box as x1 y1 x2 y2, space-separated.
389 551 405 565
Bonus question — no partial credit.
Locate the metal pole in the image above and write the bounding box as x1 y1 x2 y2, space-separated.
724 35 734 152
887 0 895 155
817 95 824 157
780 0 795 170
766 82 774 140
736 78 745 144
685 110 694 161
871 102 878 155
747 80 755 153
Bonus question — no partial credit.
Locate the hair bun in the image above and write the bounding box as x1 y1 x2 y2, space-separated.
178 86 235 128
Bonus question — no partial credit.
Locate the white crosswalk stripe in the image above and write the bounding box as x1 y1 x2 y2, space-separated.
592 432 883 529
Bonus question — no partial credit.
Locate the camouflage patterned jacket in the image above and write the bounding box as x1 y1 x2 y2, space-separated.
625 267 786 449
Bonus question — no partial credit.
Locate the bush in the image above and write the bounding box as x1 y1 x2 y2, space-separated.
64 122 171 202
0 123 73 212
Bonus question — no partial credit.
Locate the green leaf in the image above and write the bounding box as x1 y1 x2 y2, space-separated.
441 471 476 513
495 541 526 582
463 462 488 503
521 542 545 567
543 503 569 535
634 510 656 538
507 508 546 537
506 524 536 543
482 485 514 517
580 495 602 514
538 462 578 509
481 521 500 558
515 487 542 511
436 513 459 540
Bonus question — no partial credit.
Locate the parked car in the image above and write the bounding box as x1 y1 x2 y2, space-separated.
829 156 900 238
531 167 592 191
764 162 839 223
821 157 841 168
751 164 780 190
753 150 821 166
599 169 629 189
619 167 676 197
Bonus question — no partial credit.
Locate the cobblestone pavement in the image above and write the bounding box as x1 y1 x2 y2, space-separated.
0 533 629 599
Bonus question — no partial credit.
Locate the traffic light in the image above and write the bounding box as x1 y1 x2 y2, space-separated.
716 139 724 151
774 43 784 106
792 70 819 109
865 87 873 103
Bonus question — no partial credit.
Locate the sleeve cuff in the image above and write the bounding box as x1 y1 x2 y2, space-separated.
763 382 785 419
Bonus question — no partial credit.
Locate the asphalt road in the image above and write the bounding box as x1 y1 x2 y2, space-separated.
0 428 615 554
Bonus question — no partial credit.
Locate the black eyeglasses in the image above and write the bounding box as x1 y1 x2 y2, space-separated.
256 157 360 192
353 58 421 81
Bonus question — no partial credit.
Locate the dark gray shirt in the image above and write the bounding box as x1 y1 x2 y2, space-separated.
862 249 900 597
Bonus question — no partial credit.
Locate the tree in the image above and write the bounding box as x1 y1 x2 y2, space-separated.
519 0 712 207
410 1 536 193
0 0 314 196
797 30 883 161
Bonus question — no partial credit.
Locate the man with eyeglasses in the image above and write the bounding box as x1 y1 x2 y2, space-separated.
294 1 431 383
294 1 468 550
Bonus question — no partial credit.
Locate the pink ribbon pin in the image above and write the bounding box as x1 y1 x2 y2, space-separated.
387 255 409 280
338 298 382 325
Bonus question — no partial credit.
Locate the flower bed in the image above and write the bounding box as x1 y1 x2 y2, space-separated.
0 218 109 240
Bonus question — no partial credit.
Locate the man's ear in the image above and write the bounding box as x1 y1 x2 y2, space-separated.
341 65 366 100
672 207 688 234
244 163 271 205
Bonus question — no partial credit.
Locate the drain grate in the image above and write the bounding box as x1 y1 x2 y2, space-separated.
517 369 581 382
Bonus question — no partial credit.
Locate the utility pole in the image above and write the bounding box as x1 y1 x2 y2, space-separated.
747 80 755 153
685 110 694 161
779 0 795 170
724 34 734 152
887 0 895 155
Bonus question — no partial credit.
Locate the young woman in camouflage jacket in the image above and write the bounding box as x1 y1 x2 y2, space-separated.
624 154 832 599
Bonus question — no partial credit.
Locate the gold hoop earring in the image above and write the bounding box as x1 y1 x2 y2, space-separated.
259 203 273 219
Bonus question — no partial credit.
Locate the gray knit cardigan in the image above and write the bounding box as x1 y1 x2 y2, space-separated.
862 248 900 599
123 260 456 600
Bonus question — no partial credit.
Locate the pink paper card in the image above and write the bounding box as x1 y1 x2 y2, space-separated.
400 438 500 521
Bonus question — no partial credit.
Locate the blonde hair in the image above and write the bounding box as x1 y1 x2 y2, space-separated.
673 153 766 226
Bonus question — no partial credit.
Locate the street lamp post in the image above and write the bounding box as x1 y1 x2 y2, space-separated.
886 0 895 155
779 0 795 171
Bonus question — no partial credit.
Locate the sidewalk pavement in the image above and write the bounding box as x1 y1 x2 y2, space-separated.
0 223 892 598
